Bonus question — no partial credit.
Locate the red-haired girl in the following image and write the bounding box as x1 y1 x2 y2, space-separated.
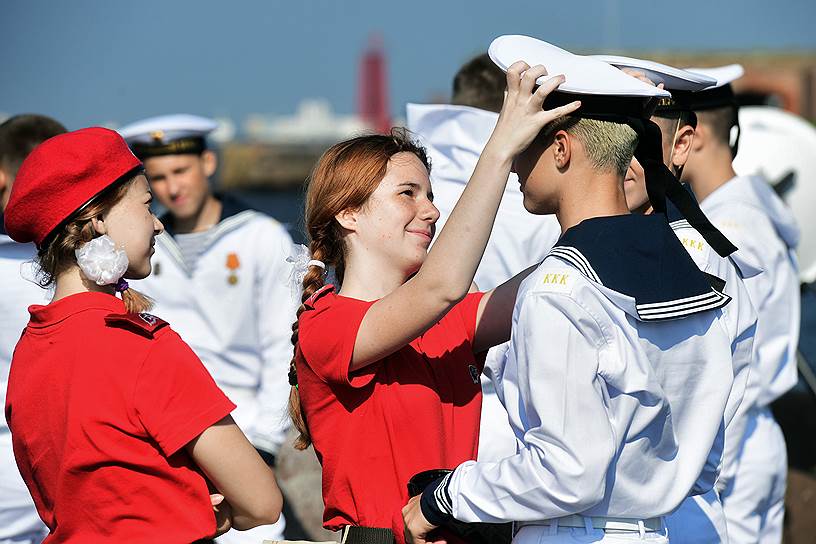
288 63 578 542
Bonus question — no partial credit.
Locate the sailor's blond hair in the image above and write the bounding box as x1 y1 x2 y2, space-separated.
543 116 638 178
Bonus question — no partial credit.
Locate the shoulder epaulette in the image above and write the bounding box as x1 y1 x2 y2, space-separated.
105 312 169 338
304 284 335 309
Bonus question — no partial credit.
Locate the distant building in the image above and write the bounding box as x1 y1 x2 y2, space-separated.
217 99 372 190
243 99 370 144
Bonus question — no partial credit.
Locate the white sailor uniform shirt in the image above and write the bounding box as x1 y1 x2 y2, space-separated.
701 174 800 408
134 196 297 456
669 215 759 491
664 218 759 543
425 214 735 524
700 174 799 544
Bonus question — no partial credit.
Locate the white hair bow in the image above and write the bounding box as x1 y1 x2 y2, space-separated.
286 244 326 295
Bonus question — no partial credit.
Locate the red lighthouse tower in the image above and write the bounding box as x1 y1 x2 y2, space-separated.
357 34 391 134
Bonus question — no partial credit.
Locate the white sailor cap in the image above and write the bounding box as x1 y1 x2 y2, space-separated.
489 36 738 258
591 54 716 92
488 35 670 121
591 55 718 121
682 64 745 155
118 114 218 159
686 64 744 89
680 64 744 111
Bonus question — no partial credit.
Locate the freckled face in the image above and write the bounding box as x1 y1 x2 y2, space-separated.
352 152 439 277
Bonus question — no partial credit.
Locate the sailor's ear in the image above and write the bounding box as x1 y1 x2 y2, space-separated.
672 124 695 168
201 150 217 177
552 129 572 169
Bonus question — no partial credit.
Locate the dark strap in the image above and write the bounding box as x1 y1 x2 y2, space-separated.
632 118 737 258
341 526 395 544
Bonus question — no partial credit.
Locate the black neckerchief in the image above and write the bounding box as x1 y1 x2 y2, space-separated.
551 214 730 321
629 117 737 258
665 183 698 223
0 213 6 236
559 95 739 259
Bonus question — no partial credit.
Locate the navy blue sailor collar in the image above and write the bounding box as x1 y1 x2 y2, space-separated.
549 214 731 321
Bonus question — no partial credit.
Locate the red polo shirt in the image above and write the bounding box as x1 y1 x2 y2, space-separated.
5 292 235 543
297 287 485 543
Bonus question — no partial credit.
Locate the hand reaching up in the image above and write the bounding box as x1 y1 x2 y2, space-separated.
485 61 581 162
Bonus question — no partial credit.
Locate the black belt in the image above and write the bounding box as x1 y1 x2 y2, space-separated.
341 526 395 544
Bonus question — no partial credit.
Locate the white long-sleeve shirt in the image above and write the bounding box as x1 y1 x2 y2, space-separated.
133 198 297 455
700 174 800 408
669 219 758 492
434 215 736 522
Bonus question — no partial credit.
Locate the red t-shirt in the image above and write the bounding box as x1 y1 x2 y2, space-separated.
5 292 236 543
297 286 485 543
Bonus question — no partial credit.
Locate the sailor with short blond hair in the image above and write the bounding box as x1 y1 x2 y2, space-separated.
403 36 740 544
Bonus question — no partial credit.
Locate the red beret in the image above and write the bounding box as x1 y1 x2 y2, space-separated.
4 127 142 246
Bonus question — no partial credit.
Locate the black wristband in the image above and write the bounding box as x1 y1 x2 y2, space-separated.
419 473 454 527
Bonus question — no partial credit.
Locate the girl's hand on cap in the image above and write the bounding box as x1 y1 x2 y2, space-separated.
488 61 581 160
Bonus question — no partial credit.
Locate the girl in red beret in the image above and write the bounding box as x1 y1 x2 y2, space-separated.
286 64 578 542
3 127 282 543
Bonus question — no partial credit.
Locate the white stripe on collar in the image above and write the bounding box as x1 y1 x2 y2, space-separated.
547 246 603 284
547 245 731 321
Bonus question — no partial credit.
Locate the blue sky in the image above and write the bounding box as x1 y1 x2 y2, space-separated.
2 0 814 130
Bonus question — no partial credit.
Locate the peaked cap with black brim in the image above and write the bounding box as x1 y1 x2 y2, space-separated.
489 36 737 258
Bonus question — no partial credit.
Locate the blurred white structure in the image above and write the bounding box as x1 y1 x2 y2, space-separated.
210 117 236 143
734 106 816 283
244 99 370 144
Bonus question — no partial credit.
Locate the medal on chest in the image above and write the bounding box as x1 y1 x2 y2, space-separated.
226 252 240 285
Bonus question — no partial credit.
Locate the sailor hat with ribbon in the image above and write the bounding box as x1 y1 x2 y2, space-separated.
118 114 218 160
488 35 737 258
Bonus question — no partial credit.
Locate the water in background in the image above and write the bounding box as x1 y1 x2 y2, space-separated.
231 188 308 244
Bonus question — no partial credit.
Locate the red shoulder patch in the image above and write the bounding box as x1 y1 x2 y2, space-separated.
304 284 335 310
105 312 169 337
